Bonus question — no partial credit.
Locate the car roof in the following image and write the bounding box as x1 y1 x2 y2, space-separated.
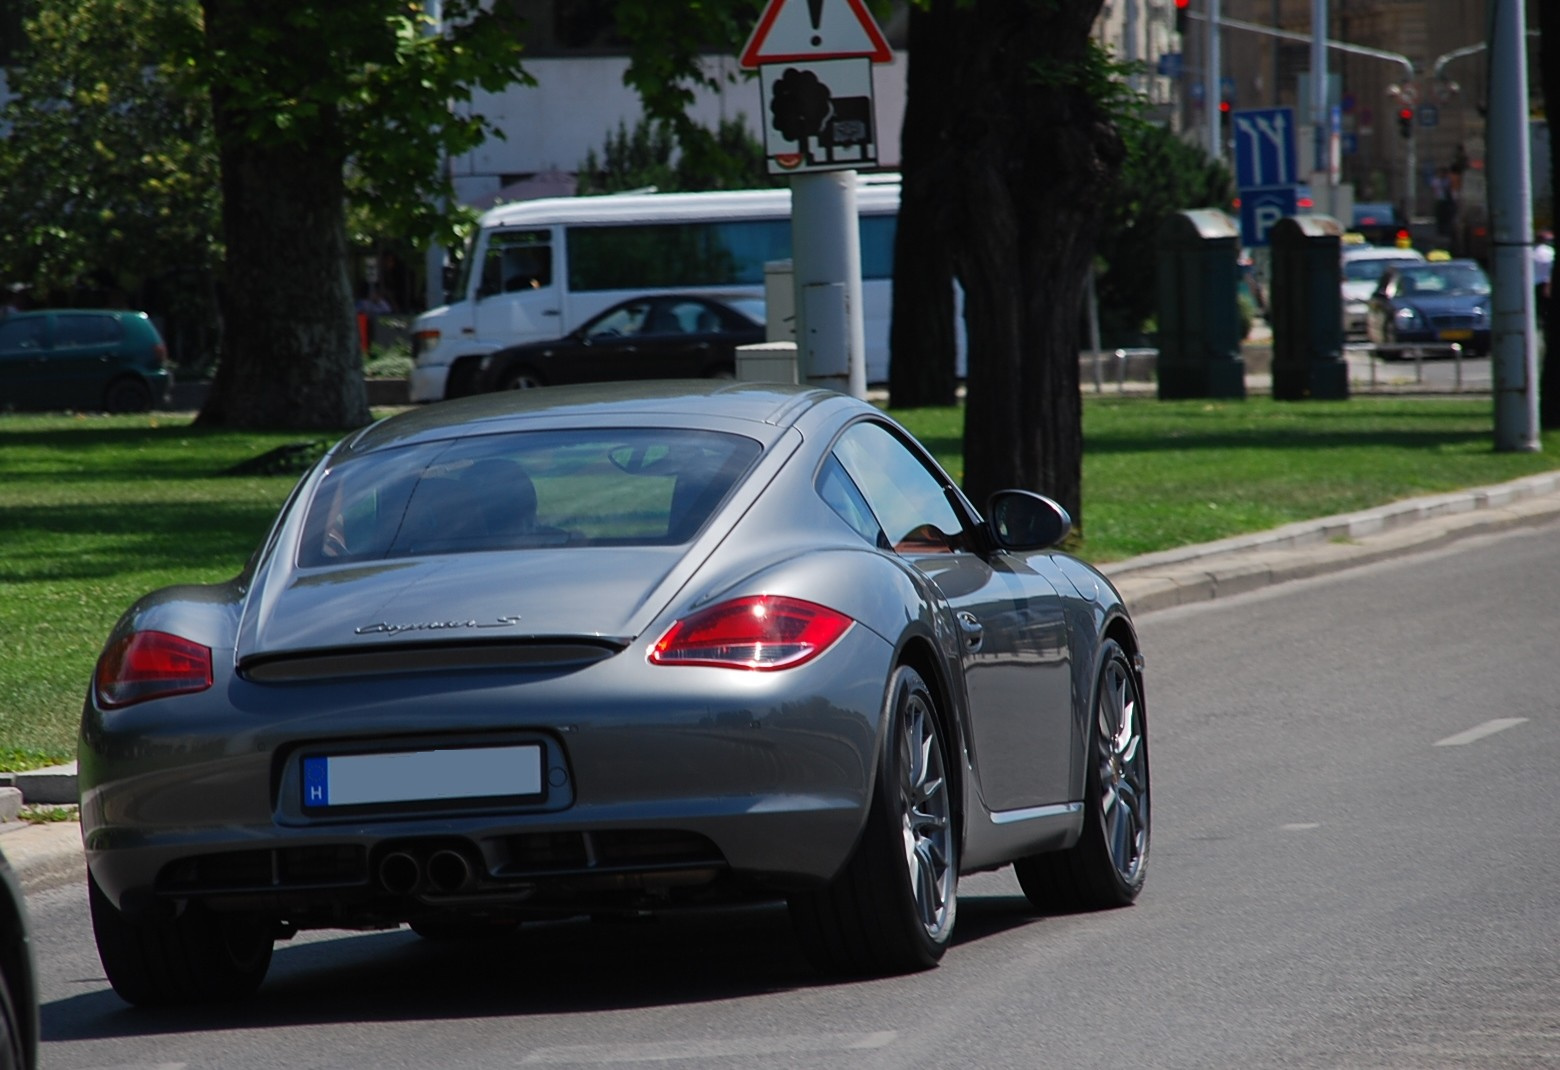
1399 258 1483 271
338 381 859 459
1 308 145 317
1342 245 1425 262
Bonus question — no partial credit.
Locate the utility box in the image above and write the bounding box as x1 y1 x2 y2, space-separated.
1269 214 1349 400
763 259 796 344
1156 209 1246 399
735 341 799 384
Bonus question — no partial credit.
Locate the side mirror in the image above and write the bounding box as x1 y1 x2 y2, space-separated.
985 490 1072 551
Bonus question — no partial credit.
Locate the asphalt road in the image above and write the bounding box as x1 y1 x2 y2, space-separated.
1346 342 1494 392
26 519 1560 1069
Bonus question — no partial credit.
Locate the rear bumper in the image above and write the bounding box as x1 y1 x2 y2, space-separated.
80 627 894 923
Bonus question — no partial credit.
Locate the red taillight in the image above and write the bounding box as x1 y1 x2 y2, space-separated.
649 595 853 671
94 631 213 708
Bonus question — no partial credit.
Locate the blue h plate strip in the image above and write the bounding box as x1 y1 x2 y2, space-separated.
303 757 330 807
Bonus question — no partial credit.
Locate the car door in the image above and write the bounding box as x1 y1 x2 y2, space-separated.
829 420 1075 812
0 315 52 410
618 298 719 379
561 298 655 383
49 312 123 408
472 228 562 351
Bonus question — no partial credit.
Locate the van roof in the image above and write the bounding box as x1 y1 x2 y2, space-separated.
478 176 903 228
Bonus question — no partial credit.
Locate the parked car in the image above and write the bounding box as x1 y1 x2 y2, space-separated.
446 294 765 397
0 309 172 413
82 381 1149 1005
0 848 39 1070
1340 244 1426 336
1366 259 1492 357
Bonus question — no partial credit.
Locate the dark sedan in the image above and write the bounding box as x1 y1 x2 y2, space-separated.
0 309 172 412
450 294 764 396
1366 259 1492 357
82 381 1149 1005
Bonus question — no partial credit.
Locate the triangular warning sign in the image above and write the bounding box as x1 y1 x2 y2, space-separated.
739 0 893 69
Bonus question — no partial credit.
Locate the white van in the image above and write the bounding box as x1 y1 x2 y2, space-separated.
409 180 906 402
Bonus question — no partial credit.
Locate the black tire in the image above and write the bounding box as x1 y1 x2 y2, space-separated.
789 665 957 976
102 377 152 413
0 955 24 1070
89 872 273 1007
499 365 545 391
1015 639 1149 912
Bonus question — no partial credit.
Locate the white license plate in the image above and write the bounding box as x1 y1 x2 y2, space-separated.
302 744 543 808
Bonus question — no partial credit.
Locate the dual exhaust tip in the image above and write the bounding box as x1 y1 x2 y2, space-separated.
376 845 478 896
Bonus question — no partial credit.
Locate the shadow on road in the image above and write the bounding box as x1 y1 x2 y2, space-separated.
44 893 1055 1040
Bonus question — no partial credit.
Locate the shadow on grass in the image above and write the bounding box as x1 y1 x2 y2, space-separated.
0 425 335 484
0 501 272 583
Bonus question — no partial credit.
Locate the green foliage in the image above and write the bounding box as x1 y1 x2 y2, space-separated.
578 118 680 194
199 0 531 250
0 0 530 308
0 0 221 301
1019 34 1233 348
608 0 803 189
1095 122 1234 345
576 115 774 194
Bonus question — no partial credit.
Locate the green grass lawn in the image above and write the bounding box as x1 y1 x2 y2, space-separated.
3 397 1558 768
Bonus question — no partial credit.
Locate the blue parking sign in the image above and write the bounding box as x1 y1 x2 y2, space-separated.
1239 187 1297 248
1232 107 1298 190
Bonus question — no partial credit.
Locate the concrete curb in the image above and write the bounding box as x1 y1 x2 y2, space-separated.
0 821 84 896
1103 471 1560 616
0 764 79 806
8 469 1560 899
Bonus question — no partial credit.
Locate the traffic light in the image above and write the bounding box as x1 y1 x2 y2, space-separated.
1175 0 1190 35
1397 107 1413 138
1220 97 1232 142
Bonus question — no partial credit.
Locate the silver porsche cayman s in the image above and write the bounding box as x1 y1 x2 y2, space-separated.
80 381 1149 1006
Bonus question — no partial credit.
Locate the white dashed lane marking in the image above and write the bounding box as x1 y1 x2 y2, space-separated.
1433 717 1528 747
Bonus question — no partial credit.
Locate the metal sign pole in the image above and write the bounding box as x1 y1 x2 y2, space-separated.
1488 0 1539 451
790 172 866 397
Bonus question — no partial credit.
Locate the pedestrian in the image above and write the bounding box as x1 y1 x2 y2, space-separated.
355 284 391 354
1430 167 1456 239
1534 230 1554 329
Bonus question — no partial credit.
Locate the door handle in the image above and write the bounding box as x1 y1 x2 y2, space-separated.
957 611 984 653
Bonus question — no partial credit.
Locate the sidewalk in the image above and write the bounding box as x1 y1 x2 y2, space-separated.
7 467 1560 898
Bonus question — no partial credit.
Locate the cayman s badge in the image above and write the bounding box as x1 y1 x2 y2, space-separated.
355 615 523 636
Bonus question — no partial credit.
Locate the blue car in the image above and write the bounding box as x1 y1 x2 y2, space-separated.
1366 259 1491 358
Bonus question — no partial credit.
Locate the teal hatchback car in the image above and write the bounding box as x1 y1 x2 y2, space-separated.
0 309 172 413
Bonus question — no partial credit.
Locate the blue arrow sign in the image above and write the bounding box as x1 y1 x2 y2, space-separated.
1232 107 1298 190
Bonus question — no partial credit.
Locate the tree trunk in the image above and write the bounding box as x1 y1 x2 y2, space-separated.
946 0 1119 526
1540 2 1559 430
194 0 369 431
888 1 959 409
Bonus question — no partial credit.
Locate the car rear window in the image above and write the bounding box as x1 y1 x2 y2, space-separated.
297 428 761 567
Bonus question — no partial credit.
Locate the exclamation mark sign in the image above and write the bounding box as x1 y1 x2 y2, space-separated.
807 0 824 46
